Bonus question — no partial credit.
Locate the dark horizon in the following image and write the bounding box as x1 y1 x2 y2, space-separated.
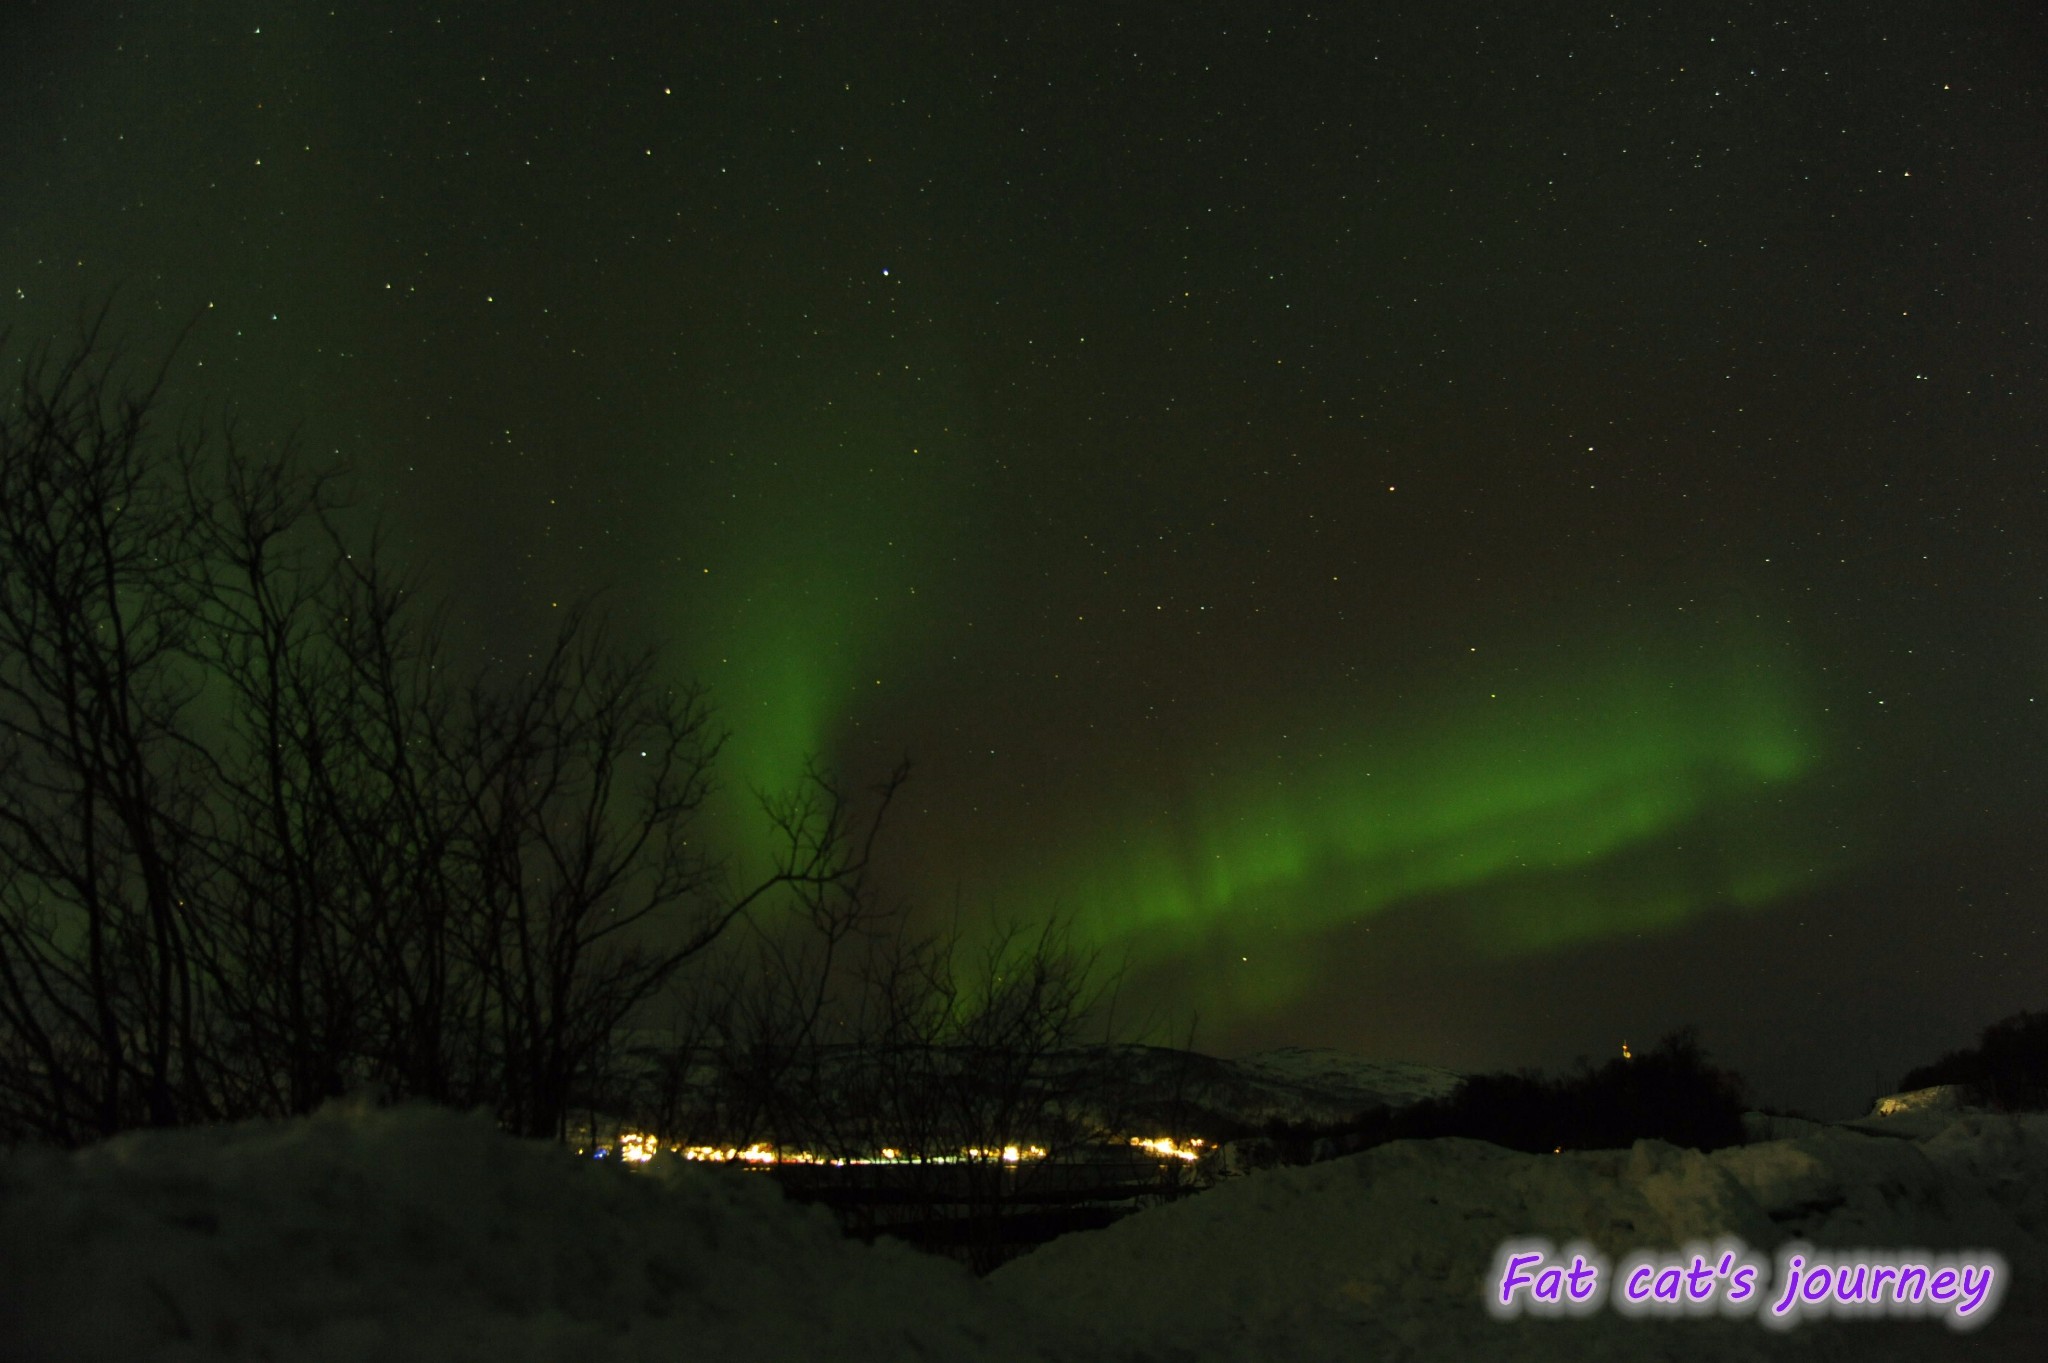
5 1 2042 1122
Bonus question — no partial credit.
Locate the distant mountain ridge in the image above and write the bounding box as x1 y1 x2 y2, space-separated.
1073 1043 1463 1136
603 1034 1460 1143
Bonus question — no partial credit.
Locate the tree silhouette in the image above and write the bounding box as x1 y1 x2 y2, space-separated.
0 310 899 1145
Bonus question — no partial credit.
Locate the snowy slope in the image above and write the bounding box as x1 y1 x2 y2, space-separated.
1227 1045 1465 1112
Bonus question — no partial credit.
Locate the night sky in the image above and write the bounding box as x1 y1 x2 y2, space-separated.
6 2 2043 1117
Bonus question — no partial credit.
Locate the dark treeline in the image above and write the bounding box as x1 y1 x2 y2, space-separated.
1380 1029 1750 1153
1899 1009 2048 1112
0 314 910 1147
586 908 1166 1273
1249 1029 1752 1164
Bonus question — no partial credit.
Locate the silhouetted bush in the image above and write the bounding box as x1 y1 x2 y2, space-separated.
1255 1113 1377 1166
1899 1010 2048 1112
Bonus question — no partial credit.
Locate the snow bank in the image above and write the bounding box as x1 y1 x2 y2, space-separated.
0 1099 1077 1363
4 1099 2042 1361
994 1113 2048 1361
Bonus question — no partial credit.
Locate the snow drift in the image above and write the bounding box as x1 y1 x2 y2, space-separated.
996 1109 2048 1361
0 1099 1073 1362
1 1098 2041 1361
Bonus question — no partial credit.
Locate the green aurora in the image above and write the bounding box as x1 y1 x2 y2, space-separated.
898 610 1870 1021
692 480 1872 1022
645 368 1880 1031
668 369 976 872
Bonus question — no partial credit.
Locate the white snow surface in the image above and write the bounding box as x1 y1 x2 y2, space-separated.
2 1098 2043 1362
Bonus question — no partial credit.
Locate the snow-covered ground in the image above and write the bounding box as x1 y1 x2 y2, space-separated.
1 1096 2041 1361
998 1105 2048 1360
0 1099 1070 1363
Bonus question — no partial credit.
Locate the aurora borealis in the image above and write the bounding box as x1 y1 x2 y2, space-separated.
5 1 2042 1116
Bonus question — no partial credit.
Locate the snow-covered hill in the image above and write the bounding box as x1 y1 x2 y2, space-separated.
1 1096 2040 1361
1095 1043 1463 1134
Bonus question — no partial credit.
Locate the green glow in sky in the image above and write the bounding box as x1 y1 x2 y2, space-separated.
669 371 970 872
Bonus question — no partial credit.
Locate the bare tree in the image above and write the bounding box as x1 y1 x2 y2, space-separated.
679 898 1126 1269
695 761 907 1157
190 473 458 1119
0 311 215 1141
0 315 906 1147
447 614 864 1140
